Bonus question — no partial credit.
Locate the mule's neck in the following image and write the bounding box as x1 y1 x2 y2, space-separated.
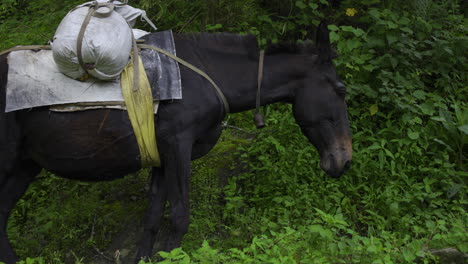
221 53 307 113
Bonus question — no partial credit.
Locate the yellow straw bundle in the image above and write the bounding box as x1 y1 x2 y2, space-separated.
120 55 160 167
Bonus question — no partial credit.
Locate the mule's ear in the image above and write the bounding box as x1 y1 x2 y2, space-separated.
316 21 332 63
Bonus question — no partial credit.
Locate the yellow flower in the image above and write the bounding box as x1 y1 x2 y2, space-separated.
346 8 358 17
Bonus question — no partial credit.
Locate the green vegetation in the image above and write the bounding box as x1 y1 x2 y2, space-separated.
1 0 466 263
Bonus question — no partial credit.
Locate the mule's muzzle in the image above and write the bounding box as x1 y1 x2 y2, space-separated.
320 144 352 178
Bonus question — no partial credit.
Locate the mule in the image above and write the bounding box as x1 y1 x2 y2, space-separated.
0 23 352 263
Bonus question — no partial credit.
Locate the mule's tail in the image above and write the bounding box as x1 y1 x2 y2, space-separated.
0 53 21 264
0 54 8 115
0 54 9 180
0 54 21 178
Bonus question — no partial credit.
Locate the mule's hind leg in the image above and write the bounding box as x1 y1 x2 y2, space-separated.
136 167 168 262
0 160 40 264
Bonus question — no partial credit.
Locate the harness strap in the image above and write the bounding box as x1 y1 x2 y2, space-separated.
254 50 265 128
76 6 96 73
0 45 51 56
138 44 230 114
131 35 139 91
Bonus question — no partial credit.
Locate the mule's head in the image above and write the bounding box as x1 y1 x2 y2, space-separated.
292 22 352 178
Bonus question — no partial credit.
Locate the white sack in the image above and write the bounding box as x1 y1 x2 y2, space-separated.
114 3 157 30
51 1 157 81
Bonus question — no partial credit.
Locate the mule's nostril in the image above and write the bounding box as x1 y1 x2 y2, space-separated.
344 160 352 172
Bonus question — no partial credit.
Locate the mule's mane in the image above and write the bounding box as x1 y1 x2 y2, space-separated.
179 32 320 58
265 41 318 55
181 32 259 58
177 33 338 62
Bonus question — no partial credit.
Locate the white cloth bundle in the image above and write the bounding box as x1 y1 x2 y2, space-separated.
51 0 156 80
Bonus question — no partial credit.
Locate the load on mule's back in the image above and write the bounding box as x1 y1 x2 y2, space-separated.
51 0 156 80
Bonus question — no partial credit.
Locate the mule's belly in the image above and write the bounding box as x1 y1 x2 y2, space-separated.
19 109 143 181
27 135 142 181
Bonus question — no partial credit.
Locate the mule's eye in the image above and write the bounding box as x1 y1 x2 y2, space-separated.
335 82 346 98
326 76 346 98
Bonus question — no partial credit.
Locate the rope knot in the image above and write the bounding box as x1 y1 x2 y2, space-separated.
91 1 115 18
84 63 96 70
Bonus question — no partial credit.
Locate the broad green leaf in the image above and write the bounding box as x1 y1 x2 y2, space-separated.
296 1 307 9
363 64 376 71
443 47 454 55
407 130 420 140
387 21 398 29
412 90 426 100
386 33 398 45
458 125 468 135
402 248 416 262
347 39 361 50
367 38 385 48
390 202 399 211
158 251 170 258
413 116 423 124
341 26 358 33
206 23 223 30
384 149 394 159
368 9 380 19
401 27 413 33
309 3 318 9
367 244 378 253
369 104 378 115
431 116 446 122
419 102 435 115
330 31 339 43
399 17 410 25
433 138 454 151
309 224 325 233
328 24 339 31
368 143 381 150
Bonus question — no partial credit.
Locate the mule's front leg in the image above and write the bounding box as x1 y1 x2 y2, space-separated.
164 143 192 252
135 142 192 262
136 167 168 262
